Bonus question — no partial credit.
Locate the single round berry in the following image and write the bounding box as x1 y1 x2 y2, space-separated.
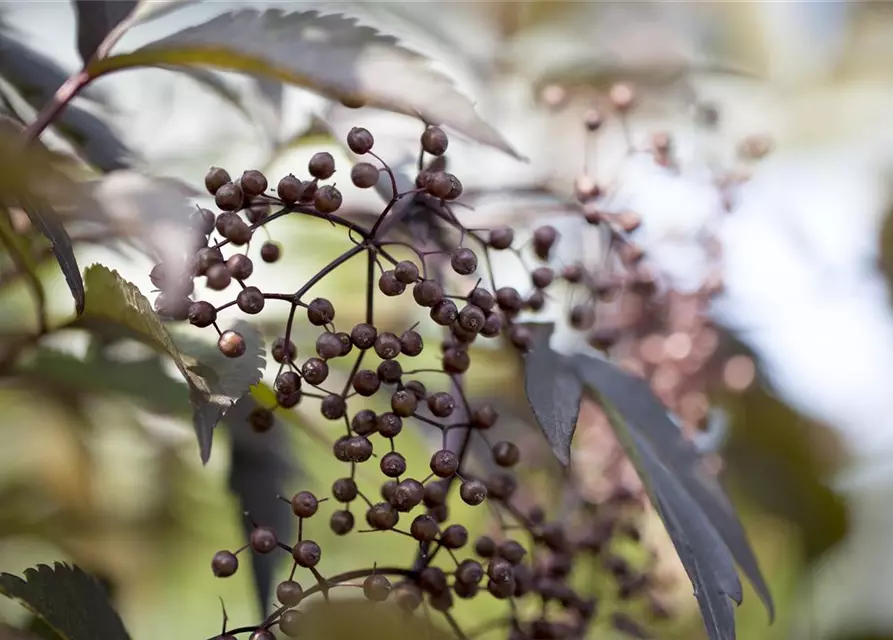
410 514 439 542
481 312 504 337
330 509 354 535
489 226 514 250
272 338 297 364
206 263 232 291
300 180 318 203
308 152 336 179
442 348 470 374
275 371 301 396
307 297 335 326
497 540 527 564
366 502 399 530
351 162 379 189
345 436 374 462
394 260 420 285
291 491 319 518
352 409 378 435
374 332 402 360
455 559 484 585
316 332 343 359
301 357 328 384
240 169 268 197
421 126 449 155
390 389 418 417
392 583 422 611
349 323 377 350
188 301 217 327
493 441 520 467
250 526 278 554
377 360 402 384
154 291 192 320
377 413 403 438
380 451 407 478
364 574 392 602
191 207 216 235
570 304 596 330
332 477 358 502
389 478 423 511
488 557 514 583
214 212 235 236
420 566 449 595
399 330 423 357
469 288 495 311
237 286 265 314
426 172 453 199
276 389 301 409
278 610 301 637
496 287 523 313
430 299 458 326
215 182 244 211
333 436 350 462
475 536 496 558
446 174 463 200
532 225 559 260
351 370 380 397
532 267 554 289
404 379 426 400
260 241 281 263
412 279 443 307
451 248 478 275
211 550 238 577
471 405 499 429
381 480 398 502
458 304 486 333
454 581 478 599
223 217 252 246
321 394 346 420
509 325 534 351
460 479 487 505
292 540 321 567
314 185 342 213
347 127 374 154
205 166 231 195
276 579 303 607
378 270 405 296
430 449 459 477
427 392 455 418
487 471 518 500
218 330 246 358
441 524 468 549
277 174 303 204
423 480 448 507
249 407 275 433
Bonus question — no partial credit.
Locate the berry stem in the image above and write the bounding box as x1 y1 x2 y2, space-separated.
294 244 366 301
23 70 91 141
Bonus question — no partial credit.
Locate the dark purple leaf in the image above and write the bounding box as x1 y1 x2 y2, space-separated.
72 1 139 64
0 563 130 640
521 323 583 465
570 350 774 623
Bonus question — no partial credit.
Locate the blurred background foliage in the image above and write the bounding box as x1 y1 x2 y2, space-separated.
1 2 892 639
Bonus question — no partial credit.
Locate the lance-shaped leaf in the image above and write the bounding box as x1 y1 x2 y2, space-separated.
522 322 583 465
569 348 774 622
0 128 86 314
79 265 266 462
223 395 296 614
0 563 131 640
86 9 521 159
73 1 139 64
0 28 133 172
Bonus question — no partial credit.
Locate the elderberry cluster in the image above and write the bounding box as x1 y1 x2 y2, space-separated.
148 113 679 639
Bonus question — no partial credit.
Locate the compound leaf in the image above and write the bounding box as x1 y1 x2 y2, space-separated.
570 350 774 623
72 1 139 64
522 322 583 465
0 563 130 640
87 8 521 158
79 265 265 462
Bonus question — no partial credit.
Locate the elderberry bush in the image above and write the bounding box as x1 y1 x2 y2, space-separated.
148 121 675 640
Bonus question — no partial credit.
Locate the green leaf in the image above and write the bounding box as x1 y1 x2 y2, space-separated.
79 265 266 462
86 9 521 158
0 563 131 640
569 348 774 624
522 322 582 465
73 1 139 64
